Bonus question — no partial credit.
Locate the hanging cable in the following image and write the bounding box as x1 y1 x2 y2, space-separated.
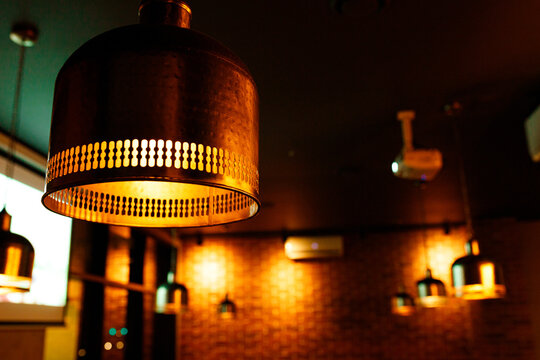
451 116 474 238
5 44 26 180
2 23 37 205
418 184 430 270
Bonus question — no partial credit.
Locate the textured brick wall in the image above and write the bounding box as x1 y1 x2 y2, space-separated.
176 220 535 360
143 236 157 360
102 228 131 360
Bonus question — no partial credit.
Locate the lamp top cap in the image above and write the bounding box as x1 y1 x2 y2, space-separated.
465 238 480 256
10 22 38 47
138 0 192 28
0 208 11 232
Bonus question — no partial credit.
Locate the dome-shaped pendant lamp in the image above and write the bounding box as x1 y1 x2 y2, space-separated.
155 277 188 314
155 242 188 314
0 209 34 294
417 268 447 307
451 239 505 300
391 285 415 316
218 293 236 319
0 23 38 294
42 0 260 227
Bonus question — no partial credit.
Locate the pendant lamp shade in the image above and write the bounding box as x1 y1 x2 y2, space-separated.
42 0 260 227
218 293 236 319
0 209 34 294
156 243 188 314
155 274 188 314
391 286 415 316
416 268 447 308
451 239 505 300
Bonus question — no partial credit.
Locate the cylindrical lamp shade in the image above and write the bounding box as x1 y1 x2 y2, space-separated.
417 269 447 308
0 209 34 294
218 294 235 319
391 287 415 316
155 281 188 314
452 239 505 300
42 1 260 227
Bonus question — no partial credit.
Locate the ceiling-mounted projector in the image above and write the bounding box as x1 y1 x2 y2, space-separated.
391 110 442 181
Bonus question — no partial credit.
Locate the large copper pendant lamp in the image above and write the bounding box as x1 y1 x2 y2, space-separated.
0 23 38 294
448 104 506 299
42 0 260 227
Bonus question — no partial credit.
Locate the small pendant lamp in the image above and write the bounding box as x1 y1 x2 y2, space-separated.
391 285 415 316
217 293 236 319
451 239 505 300
155 244 188 314
448 105 506 299
42 0 260 227
417 268 447 307
0 23 38 294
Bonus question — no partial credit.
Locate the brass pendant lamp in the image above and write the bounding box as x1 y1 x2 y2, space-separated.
451 239 505 300
448 104 506 299
155 238 188 314
391 285 415 316
391 241 415 316
0 23 38 294
42 0 260 227
217 293 236 319
417 268 447 307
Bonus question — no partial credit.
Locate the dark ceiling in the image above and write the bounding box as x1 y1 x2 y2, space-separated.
2 0 540 234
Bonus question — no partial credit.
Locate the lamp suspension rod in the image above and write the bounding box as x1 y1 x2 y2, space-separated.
452 120 474 238
5 42 26 180
418 186 430 269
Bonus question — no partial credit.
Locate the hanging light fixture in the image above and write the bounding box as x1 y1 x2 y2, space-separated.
391 285 415 316
451 239 505 300
447 103 506 299
416 186 447 308
155 236 188 314
217 293 236 319
42 0 260 227
0 23 38 294
417 268 447 307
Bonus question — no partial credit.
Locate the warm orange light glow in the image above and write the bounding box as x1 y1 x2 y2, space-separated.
392 305 415 316
197 261 221 287
284 242 294 253
4 246 22 276
456 284 506 300
418 295 447 308
480 263 495 289
0 273 31 294
219 311 234 320
471 240 480 256
391 293 415 315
